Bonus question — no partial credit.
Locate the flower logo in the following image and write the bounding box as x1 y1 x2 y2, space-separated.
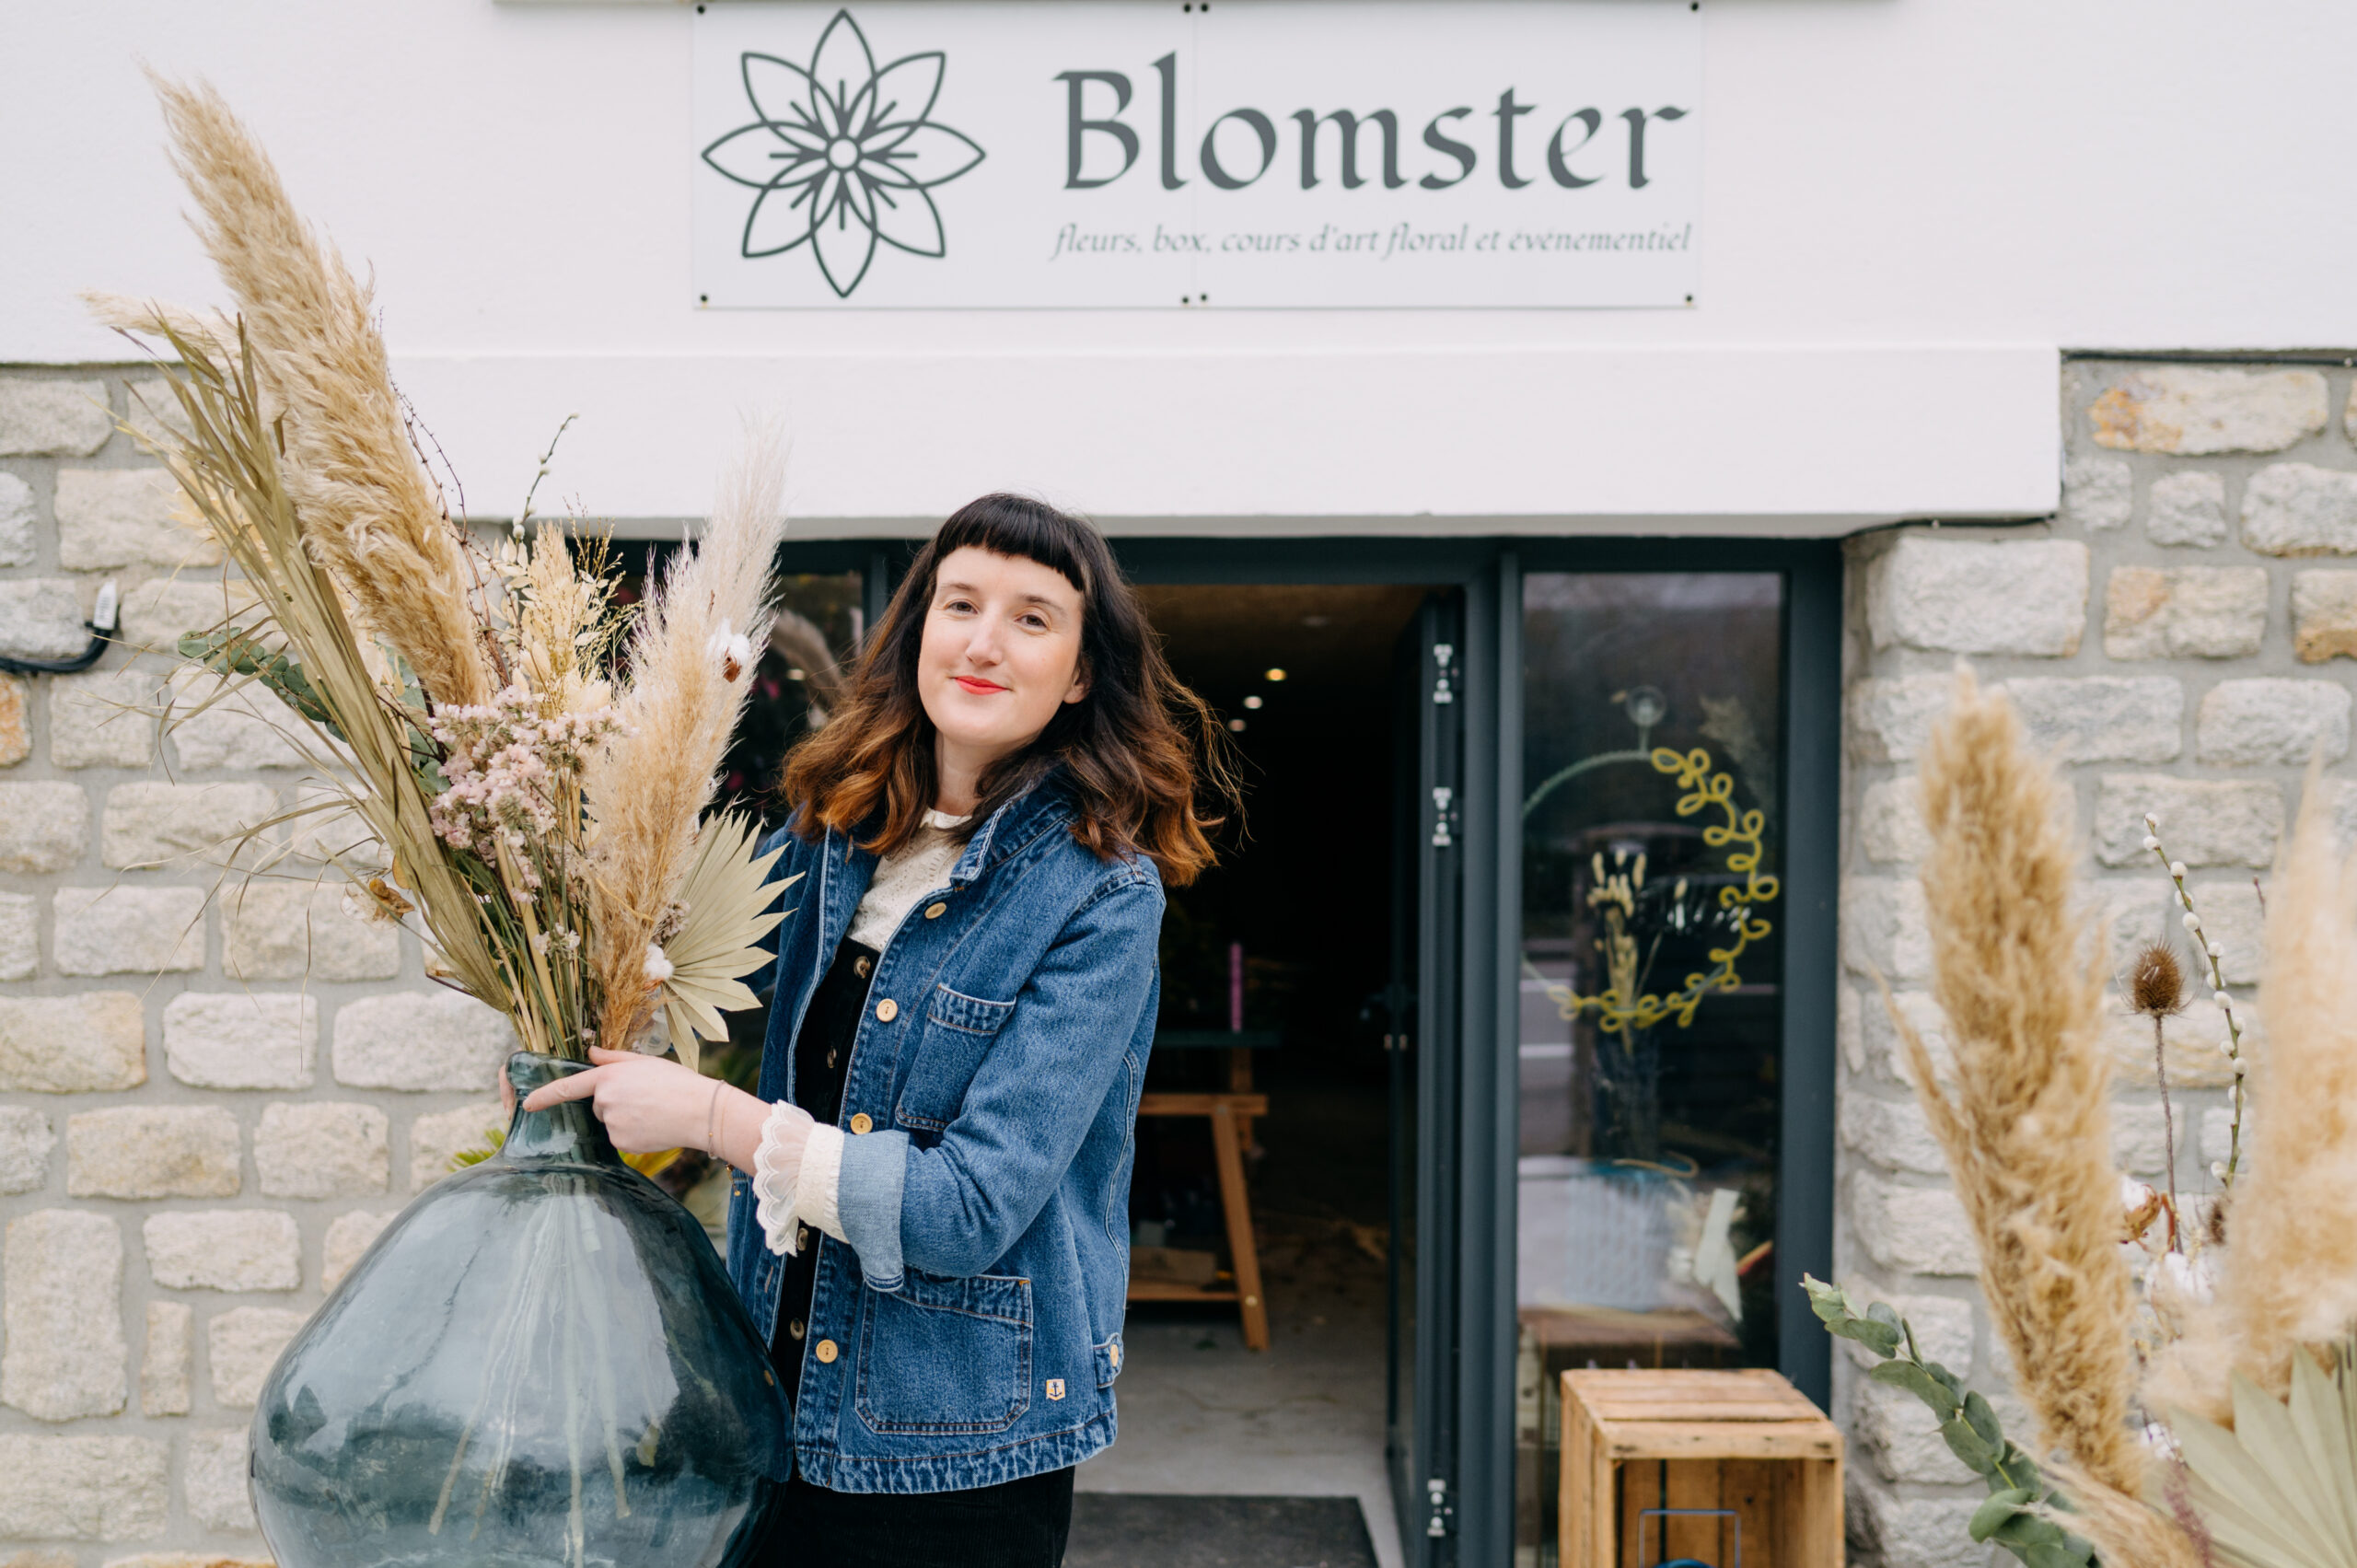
701 9 985 298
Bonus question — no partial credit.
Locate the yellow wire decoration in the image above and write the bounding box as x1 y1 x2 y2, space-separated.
1542 745 1779 1033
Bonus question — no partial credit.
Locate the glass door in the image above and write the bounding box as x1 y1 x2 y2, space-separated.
1512 572 1791 1568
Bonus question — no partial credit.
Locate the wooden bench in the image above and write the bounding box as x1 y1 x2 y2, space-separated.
1560 1367 1841 1568
1127 1091 1270 1352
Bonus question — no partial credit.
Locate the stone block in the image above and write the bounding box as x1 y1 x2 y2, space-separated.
1858 776 1929 864
48 668 160 770
117 576 259 656
0 1109 52 1195
0 994 146 1093
1846 676 1954 763
0 473 33 566
2003 676 2181 761
2196 678 2352 766
256 1102 389 1199
2245 462 2357 555
1855 1376 1975 1483
142 1211 299 1292
0 1435 169 1539
2083 877 2168 969
1852 1487 1991 1568
66 1107 239 1199
184 1428 257 1532
1866 536 2088 656
54 470 215 570
2103 566 2270 659
2107 997 2244 1090
0 580 93 662
2186 877 2267 984
0 893 33 982
206 1307 307 1408
165 668 308 771
2094 775 2283 866
1840 1094 1944 1176
123 379 194 450
286 787 385 869
409 1101 506 1191
1840 878 1932 984
163 993 318 1090
105 1558 272 1568
334 992 515 1093
2146 469 2231 547
2060 454 2131 531
0 674 27 765
1850 1173 1978 1275
2110 1101 2177 1178
2204 1103 2242 1167
0 784 89 873
0 380 112 457
52 886 204 975
1864 989 1955 1088
100 780 278 870
2090 366 2328 454
2293 571 2357 662
140 1301 191 1416
1 1209 127 1421
322 1210 396 1291
223 880 401 982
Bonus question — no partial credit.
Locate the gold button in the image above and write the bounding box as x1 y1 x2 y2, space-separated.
853 955 872 979
788 1318 806 1341
815 1339 838 1364
875 998 899 1023
924 902 947 919
1110 1343 1121 1368
850 1112 873 1134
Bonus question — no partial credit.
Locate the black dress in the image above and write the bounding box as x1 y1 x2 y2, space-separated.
758 937 1075 1568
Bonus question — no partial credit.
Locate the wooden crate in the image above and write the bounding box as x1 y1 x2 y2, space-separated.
1560 1368 1841 1568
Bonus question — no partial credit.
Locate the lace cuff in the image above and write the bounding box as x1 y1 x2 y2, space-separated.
800 1125 846 1244
751 1099 815 1257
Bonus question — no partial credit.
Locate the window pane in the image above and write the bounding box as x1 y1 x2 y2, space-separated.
1513 574 1785 1567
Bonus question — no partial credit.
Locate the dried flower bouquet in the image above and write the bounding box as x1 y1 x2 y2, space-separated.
97 76 790 1067
1829 665 2357 1568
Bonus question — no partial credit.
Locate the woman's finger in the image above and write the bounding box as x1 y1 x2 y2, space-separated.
586 1046 636 1065
521 1065 608 1112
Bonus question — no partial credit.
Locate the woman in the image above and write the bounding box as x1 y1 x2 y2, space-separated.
525 494 1235 1565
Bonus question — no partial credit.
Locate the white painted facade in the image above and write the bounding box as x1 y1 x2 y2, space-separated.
8 0 2356 530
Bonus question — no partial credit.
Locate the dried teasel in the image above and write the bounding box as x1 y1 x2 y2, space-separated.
2128 941 2189 1248
2129 941 2189 1020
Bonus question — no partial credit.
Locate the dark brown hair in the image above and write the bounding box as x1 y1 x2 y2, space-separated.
779 494 1238 886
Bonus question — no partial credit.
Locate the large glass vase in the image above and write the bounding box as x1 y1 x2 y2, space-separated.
250 1051 790 1568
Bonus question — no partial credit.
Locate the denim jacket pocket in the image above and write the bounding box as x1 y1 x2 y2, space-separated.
854 1269 1034 1434
895 986 1018 1132
1094 1332 1124 1388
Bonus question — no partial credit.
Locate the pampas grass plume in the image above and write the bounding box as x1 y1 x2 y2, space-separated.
583 432 787 1049
145 75 491 711
2148 771 2357 1423
1898 666 2142 1495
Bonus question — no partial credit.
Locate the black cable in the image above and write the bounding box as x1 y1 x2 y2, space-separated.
0 580 119 677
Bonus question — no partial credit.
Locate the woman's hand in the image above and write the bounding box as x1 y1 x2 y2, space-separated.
522 1046 750 1159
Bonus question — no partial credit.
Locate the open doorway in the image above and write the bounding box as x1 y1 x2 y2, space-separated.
1070 583 1439 1568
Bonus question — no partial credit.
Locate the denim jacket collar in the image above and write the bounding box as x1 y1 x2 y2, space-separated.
946 771 1074 885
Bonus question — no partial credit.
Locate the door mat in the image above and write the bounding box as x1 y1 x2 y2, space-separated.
1066 1494 1378 1568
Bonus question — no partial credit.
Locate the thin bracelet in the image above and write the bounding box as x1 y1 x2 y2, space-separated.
705 1081 724 1157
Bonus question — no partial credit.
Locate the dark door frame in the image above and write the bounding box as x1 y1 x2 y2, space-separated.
783 534 1843 1568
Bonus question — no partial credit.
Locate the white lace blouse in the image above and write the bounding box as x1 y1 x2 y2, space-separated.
750 808 971 1257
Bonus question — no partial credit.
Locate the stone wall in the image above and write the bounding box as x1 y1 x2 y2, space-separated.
0 367 505 1565
1836 361 2357 1566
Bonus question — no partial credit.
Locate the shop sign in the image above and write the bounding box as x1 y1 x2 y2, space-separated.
691 1 1701 308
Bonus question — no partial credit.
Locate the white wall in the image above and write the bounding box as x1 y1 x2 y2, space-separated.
7 0 2351 527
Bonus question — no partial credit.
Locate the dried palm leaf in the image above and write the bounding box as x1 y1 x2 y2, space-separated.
648 813 799 1073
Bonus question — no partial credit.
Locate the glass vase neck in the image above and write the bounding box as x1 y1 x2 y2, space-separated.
501 1052 618 1165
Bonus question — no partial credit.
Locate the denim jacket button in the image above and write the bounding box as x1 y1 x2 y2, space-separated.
923 901 947 919
815 1339 839 1365
875 998 899 1023
849 1112 874 1134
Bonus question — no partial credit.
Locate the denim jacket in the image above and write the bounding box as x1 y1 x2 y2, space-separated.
725 774 1162 1493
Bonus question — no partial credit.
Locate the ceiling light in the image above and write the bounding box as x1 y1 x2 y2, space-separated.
1263 668 1287 682
1302 614 1331 628
1227 717 1248 732
1243 694 1263 710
